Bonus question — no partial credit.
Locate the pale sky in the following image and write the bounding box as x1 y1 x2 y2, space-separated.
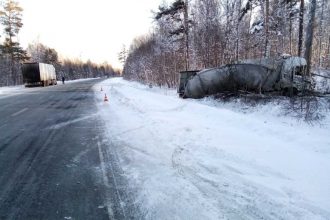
17 0 166 69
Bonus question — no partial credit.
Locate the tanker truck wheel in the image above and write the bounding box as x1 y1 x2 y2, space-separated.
282 87 298 96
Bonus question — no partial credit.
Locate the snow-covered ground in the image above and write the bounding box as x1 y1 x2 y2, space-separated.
314 69 330 94
0 85 25 95
95 78 330 220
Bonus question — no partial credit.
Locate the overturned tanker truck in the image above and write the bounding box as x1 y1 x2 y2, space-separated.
178 56 313 98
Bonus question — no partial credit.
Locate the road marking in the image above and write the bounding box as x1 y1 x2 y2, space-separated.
97 140 115 219
11 108 28 117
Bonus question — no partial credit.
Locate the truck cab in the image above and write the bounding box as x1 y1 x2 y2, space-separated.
178 70 199 97
278 56 313 94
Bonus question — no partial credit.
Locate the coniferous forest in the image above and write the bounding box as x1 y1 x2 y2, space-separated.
123 0 330 88
0 0 119 86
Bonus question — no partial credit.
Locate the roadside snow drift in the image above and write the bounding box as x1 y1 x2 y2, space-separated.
95 78 330 220
0 85 24 95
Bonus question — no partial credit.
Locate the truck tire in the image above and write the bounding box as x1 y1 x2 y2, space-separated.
282 87 298 96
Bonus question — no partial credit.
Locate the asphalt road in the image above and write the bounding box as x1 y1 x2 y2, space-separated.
0 79 137 220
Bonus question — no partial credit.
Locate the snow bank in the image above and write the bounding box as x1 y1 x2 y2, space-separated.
314 69 330 94
95 78 330 220
0 85 25 95
64 77 100 84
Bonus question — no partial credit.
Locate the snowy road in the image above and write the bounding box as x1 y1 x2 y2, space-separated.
0 79 137 219
96 78 330 220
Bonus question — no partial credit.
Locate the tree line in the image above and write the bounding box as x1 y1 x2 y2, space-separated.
123 0 330 88
0 0 119 87
26 42 119 82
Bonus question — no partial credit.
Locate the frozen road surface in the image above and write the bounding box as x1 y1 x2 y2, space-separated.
0 79 137 219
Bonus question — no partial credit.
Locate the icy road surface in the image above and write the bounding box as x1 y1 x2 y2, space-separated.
96 78 330 220
0 79 138 219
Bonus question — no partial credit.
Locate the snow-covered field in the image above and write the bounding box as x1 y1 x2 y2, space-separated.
95 78 330 220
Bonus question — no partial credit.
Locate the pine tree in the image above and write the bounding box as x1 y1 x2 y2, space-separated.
118 44 128 66
155 0 190 70
0 0 28 85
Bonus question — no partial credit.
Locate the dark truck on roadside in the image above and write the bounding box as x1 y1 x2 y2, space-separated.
22 62 57 87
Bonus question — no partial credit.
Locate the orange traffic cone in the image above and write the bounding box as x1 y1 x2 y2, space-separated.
104 94 109 102
101 87 103 91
